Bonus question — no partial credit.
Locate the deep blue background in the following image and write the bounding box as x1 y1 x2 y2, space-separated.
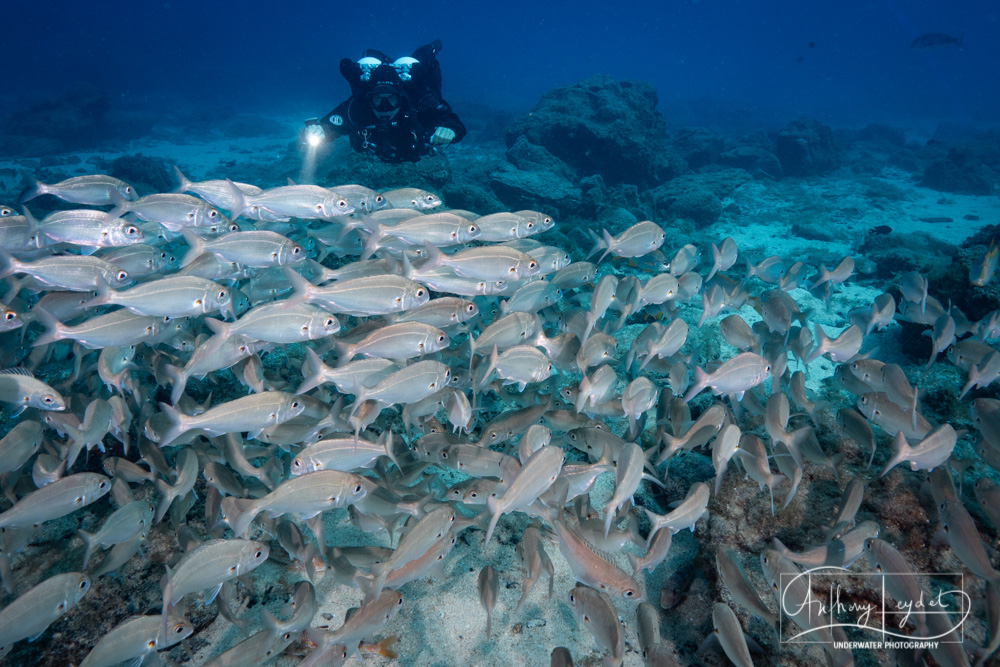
4 0 995 130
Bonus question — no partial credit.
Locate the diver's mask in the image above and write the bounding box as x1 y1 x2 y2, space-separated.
371 89 401 121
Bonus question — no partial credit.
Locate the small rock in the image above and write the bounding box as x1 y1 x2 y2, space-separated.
526 619 546 628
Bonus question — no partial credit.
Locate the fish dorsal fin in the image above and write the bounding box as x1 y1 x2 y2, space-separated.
0 367 34 378
566 512 617 565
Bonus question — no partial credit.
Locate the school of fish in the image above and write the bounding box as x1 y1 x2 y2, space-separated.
0 168 999 666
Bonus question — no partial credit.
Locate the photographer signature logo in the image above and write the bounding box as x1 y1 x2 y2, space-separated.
778 566 970 650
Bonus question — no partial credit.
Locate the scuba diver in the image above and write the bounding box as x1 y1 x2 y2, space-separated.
302 39 466 164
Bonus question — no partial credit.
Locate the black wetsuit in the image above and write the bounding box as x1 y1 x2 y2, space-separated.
318 92 465 164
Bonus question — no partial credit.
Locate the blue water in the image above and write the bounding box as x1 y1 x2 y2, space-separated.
3 0 995 128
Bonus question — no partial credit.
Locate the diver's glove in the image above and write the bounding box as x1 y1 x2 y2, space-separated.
430 127 456 145
303 124 326 145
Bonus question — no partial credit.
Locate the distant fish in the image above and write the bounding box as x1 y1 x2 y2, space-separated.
970 239 999 287
910 32 964 49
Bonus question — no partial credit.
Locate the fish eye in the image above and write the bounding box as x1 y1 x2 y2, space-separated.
99 481 108 489
354 483 363 493
117 271 128 281
79 580 88 589
625 589 635 598
125 186 132 194
325 318 335 326
466 304 475 312
470 225 478 234
43 396 53 404
291 401 301 408
255 550 264 558
209 210 219 219
293 246 302 254
437 335 445 342
4 312 13 321
416 289 426 297
218 290 227 299
126 226 139 236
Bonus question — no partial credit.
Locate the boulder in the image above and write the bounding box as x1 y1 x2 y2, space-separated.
774 118 840 176
489 163 583 218
921 147 995 196
505 75 677 187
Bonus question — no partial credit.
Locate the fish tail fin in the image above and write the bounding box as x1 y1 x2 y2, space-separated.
582 228 603 260
601 500 616 539
220 496 260 538
959 370 977 400
368 636 400 659
627 550 643 575
296 347 325 395
812 264 831 288
30 307 66 348
77 530 96 569
155 401 188 448
484 494 501 545
281 268 311 308
422 240 445 268
360 223 385 261
643 508 664 548
771 536 793 558
683 366 709 403
106 188 129 221
19 173 43 203
479 344 499 389
804 324 830 364
0 247 17 280
164 364 187 406
153 478 176 524
224 179 247 219
367 565 388 605
172 165 192 193
880 431 911 478
596 229 615 264
260 607 281 644
179 228 206 268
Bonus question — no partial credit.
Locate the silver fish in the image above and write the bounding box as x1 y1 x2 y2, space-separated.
156 391 306 447
230 183 354 221
79 615 193 667
707 236 738 282
712 603 753 667
0 472 110 529
567 584 625 666
181 228 304 267
22 174 137 205
478 565 499 639
111 192 228 229
716 546 776 630
773 521 879 568
484 445 563 544
222 470 367 537
939 499 1000 582
0 572 90 652
593 220 665 263
86 275 232 318
0 252 130 292
338 321 449 362
644 482 710 541
78 500 154 569
423 243 540 281
381 187 442 210
35 210 144 248
684 352 771 403
369 505 455 601
284 268 429 316
881 424 956 477
160 538 268 637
